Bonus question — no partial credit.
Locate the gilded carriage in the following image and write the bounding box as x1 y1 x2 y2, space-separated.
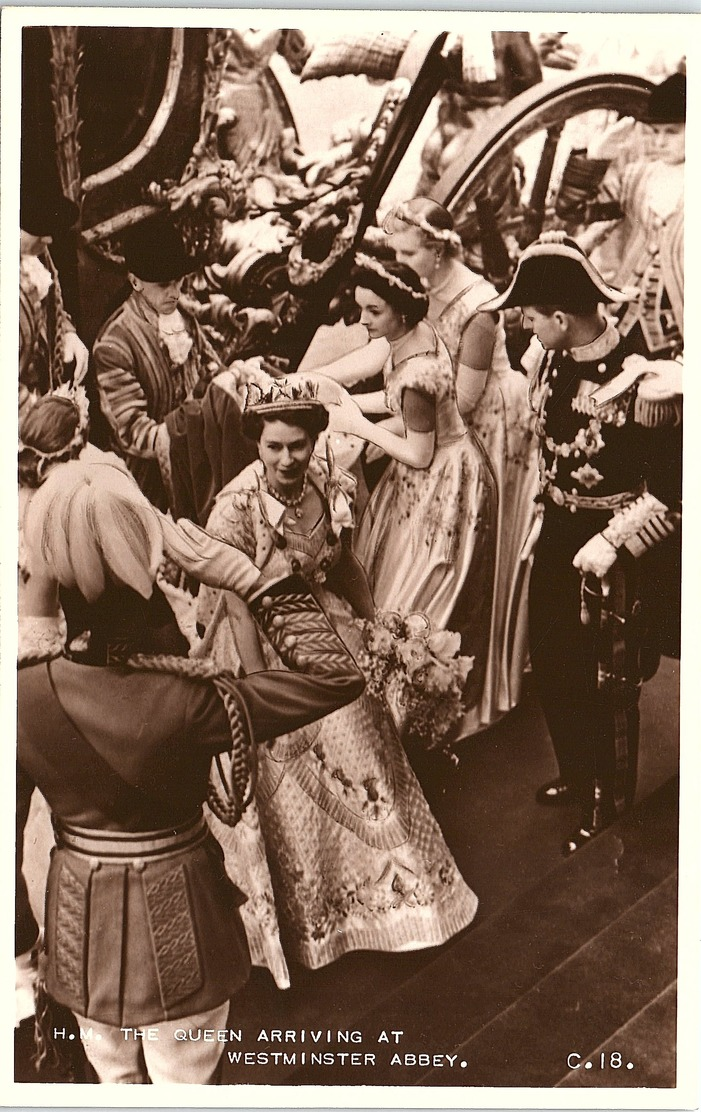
25 26 658 367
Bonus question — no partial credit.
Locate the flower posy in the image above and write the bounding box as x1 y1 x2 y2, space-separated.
356 611 473 751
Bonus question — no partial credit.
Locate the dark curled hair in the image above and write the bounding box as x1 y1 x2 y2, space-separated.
242 406 330 443
351 259 429 329
18 395 82 487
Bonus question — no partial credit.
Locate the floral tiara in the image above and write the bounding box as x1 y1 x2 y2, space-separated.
354 252 429 302
18 383 91 485
382 204 463 252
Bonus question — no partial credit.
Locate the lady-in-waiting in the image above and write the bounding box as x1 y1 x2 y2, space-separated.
197 379 478 988
311 253 498 713
385 200 538 734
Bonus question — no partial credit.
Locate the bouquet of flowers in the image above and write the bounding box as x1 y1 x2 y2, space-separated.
356 611 473 751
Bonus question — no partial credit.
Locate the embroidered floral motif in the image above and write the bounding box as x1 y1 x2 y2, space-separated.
571 380 633 426
273 855 462 946
309 740 394 822
573 422 605 458
571 462 604 489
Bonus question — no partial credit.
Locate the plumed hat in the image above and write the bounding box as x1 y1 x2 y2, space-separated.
641 72 686 125
20 172 80 237
121 213 198 283
479 232 638 312
24 458 162 603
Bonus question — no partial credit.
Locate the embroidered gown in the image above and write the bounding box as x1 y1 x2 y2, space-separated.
353 326 498 710
197 457 478 988
435 279 539 735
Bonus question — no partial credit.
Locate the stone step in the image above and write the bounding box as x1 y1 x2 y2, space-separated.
557 981 677 1089
421 874 677 1087
284 777 678 1087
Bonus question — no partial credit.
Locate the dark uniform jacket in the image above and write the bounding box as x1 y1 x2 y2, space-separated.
17 592 364 1027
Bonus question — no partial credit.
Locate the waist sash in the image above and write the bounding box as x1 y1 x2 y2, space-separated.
54 812 207 861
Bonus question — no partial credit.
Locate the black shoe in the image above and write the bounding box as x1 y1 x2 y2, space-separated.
562 783 616 856
561 821 609 856
536 778 575 806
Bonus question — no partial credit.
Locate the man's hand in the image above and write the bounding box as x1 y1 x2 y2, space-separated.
63 331 89 383
572 533 618 578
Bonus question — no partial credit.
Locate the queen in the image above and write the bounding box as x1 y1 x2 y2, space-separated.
196 376 478 987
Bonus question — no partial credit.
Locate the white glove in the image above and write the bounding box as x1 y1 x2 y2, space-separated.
573 533 618 578
157 514 263 598
63 330 90 383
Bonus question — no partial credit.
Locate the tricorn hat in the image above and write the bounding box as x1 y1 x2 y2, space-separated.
121 213 198 283
641 72 686 125
479 232 639 312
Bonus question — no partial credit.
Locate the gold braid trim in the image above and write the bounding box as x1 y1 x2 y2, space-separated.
634 395 682 429
126 653 257 827
602 491 678 557
45 253 66 392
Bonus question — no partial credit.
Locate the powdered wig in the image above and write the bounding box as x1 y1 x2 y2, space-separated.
23 459 163 603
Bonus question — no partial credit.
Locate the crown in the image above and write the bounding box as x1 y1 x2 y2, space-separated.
244 377 326 414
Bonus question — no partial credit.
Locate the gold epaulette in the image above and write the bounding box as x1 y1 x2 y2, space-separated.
592 355 682 428
634 394 682 429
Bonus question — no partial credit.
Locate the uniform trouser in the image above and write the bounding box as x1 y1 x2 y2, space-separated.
73 1002 230 1084
529 509 642 811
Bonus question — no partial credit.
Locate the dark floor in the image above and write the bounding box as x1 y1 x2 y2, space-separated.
16 658 681 1090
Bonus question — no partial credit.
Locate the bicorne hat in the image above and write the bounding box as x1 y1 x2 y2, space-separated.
641 72 686 125
479 232 639 312
121 213 198 283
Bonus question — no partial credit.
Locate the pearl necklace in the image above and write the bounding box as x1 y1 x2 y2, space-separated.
264 474 308 520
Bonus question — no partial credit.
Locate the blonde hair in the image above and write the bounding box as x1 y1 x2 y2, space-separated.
24 459 163 603
383 198 463 256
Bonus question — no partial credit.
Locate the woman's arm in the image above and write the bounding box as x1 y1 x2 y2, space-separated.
324 537 375 620
456 312 496 416
351 390 392 416
373 414 405 435
330 386 436 469
312 337 390 388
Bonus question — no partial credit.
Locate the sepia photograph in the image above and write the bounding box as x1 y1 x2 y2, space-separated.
2 7 697 1104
